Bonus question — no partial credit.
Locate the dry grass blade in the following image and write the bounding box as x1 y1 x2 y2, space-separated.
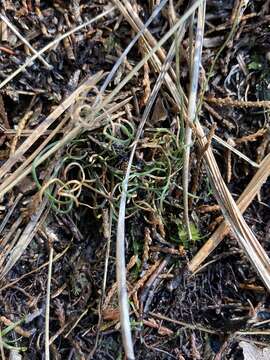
0 72 103 181
149 312 218 334
194 122 270 290
0 14 52 69
113 2 169 356
116 183 135 359
189 152 270 273
0 94 130 198
116 38 179 360
0 193 22 234
0 7 114 89
0 199 48 280
212 134 260 168
183 1 206 240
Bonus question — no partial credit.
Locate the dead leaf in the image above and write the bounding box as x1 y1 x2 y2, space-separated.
239 341 270 360
150 97 168 124
102 308 120 321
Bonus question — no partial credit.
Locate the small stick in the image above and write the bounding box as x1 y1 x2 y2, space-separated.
0 46 15 55
188 153 270 273
235 128 267 144
112 3 201 358
45 247 53 360
88 208 112 359
149 312 218 334
141 257 170 314
190 123 216 201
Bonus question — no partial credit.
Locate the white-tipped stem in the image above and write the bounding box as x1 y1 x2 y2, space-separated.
116 178 135 360
183 1 206 241
45 246 53 360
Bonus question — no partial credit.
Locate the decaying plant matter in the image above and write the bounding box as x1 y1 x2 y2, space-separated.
0 1 270 359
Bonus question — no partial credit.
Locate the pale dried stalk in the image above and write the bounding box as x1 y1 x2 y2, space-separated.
188 153 270 273
212 134 259 168
0 199 48 279
183 1 206 240
0 193 22 234
115 15 173 360
45 246 53 360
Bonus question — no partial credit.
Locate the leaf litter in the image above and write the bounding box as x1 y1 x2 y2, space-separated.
0 1 270 359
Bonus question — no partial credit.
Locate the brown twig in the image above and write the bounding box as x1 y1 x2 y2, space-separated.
235 128 267 144
206 96 270 109
149 312 218 334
